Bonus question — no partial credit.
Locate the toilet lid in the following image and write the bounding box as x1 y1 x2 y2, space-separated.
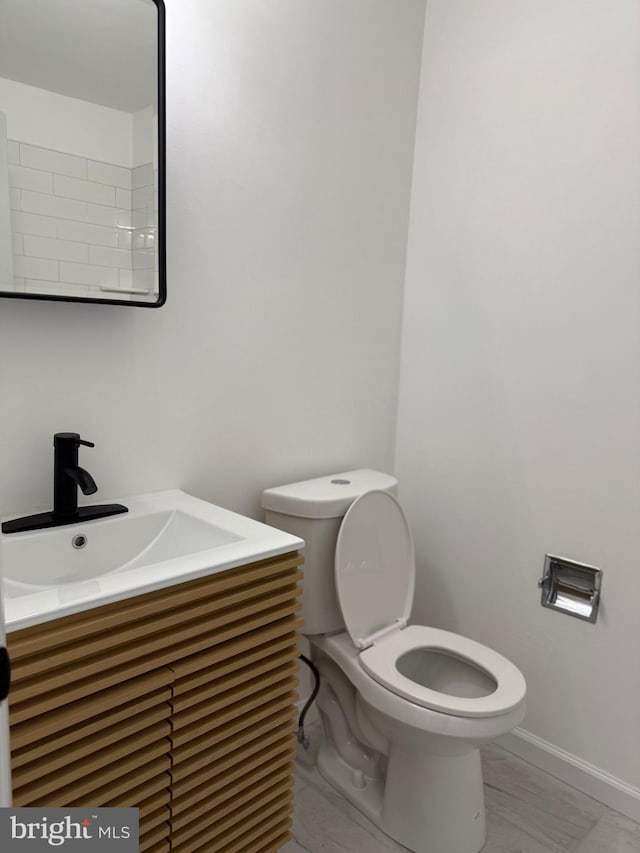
336 490 414 649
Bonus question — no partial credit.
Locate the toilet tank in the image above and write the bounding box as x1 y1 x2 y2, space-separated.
261 469 398 635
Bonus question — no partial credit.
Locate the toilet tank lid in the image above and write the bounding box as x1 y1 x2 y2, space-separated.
261 469 398 519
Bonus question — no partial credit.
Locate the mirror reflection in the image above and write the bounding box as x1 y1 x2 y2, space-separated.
0 0 164 306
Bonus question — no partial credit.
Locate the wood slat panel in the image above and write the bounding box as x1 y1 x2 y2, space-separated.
192 820 292 853
222 822 292 853
14 748 171 807
12 705 171 775
142 842 169 853
173 653 298 712
13 721 171 793
8 553 302 660
172 732 295 802
172 787 291 852
68 759 171 808
173 770 293 847
172 762 294 831
171 699 296 776
9 659 174 723
12 580 302 682
172 668 298 731
139 821 170 852
108 773 172 811
172 706 296 780
173 675 298 746
172 639 299 705
10 601 301 719
138 803 171 853
129 788 170 821
140 805 171 835
11 677 172 754
172 693 296 755
169 620 301 682
254 828 293 853
203 818 292 853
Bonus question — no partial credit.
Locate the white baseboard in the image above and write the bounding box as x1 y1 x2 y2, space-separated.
496 728 640 822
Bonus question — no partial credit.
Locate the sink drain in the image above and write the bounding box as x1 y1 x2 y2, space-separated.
72 534 88 549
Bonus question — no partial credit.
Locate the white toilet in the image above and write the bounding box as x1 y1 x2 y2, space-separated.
262 470 526 853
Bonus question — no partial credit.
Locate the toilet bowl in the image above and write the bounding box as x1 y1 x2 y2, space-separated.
311 631 525 853
262 471 526 853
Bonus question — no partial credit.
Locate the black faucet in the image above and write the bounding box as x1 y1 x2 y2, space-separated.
2 433 128 534
53 433 98 520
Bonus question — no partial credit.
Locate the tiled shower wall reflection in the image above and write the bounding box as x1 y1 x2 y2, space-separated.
7 140 156 300
132 163 157 296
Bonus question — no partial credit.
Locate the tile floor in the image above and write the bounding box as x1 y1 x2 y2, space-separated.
280 740 640 853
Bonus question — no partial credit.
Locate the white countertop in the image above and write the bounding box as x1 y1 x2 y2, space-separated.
1 489 303 632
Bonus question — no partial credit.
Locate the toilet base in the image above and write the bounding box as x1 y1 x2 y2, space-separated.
316 733 486 853
316 738 385 823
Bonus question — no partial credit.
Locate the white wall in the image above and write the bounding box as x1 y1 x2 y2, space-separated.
0 77 132 166
132 106 156 169
396 0 640 802
0 113 13 289
0 0 425 522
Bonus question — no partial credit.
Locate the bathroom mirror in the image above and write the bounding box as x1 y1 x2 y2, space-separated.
0 0 166 307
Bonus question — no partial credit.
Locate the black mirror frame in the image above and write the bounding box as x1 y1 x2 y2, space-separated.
0 0 167 309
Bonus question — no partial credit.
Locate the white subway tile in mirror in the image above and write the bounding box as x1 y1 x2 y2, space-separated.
7 140 156 301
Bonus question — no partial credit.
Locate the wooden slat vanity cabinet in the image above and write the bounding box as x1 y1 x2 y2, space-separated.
6 550 303 853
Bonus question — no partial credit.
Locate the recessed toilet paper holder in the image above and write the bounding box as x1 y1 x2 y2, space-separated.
538 554 602 623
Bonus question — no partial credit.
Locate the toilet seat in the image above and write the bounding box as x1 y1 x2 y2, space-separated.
335 490 414 650
359 625 526 718
336 490 526 719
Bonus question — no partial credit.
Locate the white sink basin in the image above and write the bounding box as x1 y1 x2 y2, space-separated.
0 489 303 631
3 510 242 589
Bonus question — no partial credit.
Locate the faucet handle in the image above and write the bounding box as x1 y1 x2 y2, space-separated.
53 432 95 448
